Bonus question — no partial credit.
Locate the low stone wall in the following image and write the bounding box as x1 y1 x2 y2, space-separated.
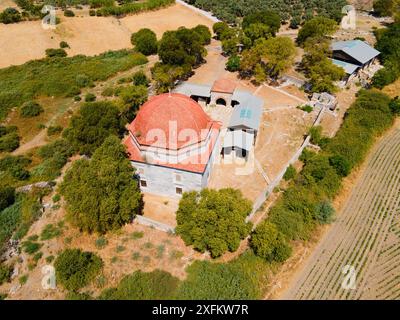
135 215 175 233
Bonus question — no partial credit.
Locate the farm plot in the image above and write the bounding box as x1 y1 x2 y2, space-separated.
282 124 400 300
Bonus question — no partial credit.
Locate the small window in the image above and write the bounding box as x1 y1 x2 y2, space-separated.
140 180 147 187
176 187 183 195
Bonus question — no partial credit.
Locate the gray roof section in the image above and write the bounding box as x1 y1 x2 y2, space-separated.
174 83 211 97
331 40 380 65
331 58 360 75
229 91 263 131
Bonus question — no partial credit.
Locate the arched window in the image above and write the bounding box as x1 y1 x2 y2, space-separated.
216 98 227 106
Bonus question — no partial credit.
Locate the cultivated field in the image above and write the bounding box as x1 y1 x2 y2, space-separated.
282 121 400 300
0 3 214 68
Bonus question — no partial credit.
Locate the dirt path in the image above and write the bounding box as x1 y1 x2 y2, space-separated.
280 120 400 299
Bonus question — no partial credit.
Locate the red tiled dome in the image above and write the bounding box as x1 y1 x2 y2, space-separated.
128 93 214 150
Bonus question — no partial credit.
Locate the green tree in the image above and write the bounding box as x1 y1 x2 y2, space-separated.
20 101 44 118
242 11 281 35
0 8 22 24
117 85 148 122
131 28 158 56
63 101 123 156
250 221 292 262
297 17 338 46
60 136 143 233
176 188 252 258
192 25 212 45
54 249 103 291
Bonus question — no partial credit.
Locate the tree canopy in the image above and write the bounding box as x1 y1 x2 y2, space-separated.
176 188 252 258
63 101 124 156
131 28 158 56
60 136 143 234
297 16 338 46
54 249 103 291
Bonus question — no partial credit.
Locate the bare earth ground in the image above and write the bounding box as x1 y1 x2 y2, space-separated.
0 0 17 11
280 119 400 299
0 3 214 68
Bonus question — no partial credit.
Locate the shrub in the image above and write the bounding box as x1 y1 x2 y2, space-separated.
84 93 96 102
89 9 96 16
45 48 67 58
95 236 108 249
132 70 149 86
20 101 44 118
0 186 15 212
60 41 70 49
101 87 115 97
314 201 335 224
21 240 42 255
131 28 158 56
226 55 241 72
47 125 63 136
0 8 22 24
250 221 292 262
99 270 180 300
176 188 253 258
64 9 75 17
283 165 296 181
0 126 20 152
329 154 351 177
389 97 400 115
40 223 63 240
54 249 103 291
0 263 12 285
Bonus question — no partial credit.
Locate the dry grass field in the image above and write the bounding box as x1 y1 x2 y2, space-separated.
0 3 214 68
281 120 400 299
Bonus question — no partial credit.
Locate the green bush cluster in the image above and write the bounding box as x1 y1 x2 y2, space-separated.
20 101 44 118
131 29 158 56
45 48 68 58
54 248 103 291
0 50 147 119
99 270 179 300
